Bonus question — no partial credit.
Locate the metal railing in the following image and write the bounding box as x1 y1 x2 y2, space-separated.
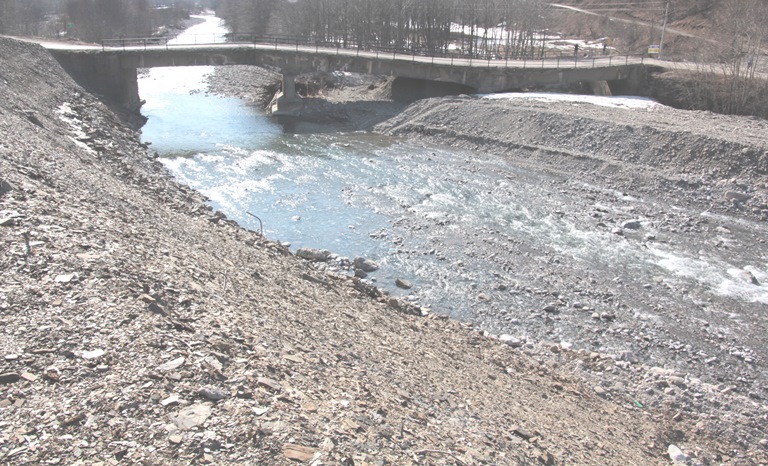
101 33 646 70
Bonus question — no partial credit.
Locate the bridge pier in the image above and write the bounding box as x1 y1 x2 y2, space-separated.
269 74 303 117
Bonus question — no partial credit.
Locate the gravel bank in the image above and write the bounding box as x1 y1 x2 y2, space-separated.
376 94 768 217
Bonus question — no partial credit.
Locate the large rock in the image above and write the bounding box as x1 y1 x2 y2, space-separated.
499 334 523 348
622 219 642 230
296 247 331 262
353 256 379 272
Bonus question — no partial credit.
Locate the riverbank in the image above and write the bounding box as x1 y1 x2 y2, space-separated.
1 36 767 466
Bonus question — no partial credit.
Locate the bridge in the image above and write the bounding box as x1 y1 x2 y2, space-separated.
46 37 652 115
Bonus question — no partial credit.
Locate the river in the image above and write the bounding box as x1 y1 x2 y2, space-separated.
139 15 768 391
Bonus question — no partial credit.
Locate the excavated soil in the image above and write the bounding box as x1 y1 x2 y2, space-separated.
1 37 767 466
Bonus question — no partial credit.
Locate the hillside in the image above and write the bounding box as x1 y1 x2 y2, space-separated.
1 36 767 465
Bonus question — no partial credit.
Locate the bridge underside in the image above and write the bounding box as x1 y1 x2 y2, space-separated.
49 47 647 115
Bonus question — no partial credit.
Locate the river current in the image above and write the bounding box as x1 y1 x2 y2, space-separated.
140 16 767 356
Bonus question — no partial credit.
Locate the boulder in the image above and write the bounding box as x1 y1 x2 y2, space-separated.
296 247 331 262
353 256 379 272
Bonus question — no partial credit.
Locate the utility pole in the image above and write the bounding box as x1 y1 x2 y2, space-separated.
658 0 670 59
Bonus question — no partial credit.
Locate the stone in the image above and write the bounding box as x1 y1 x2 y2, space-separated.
667 376 686 387
20 372 37 382
732 269 760 285
321 437 335 452
55 273 78 283
512 426 533 440
543 303 558 313
171 403 212 430
593 386 608 398
157 357 185 372
81 349 105 359
199 386 228 401
0 372 21 384
168 435 183 444
257 377 282 392
395 278 412 289
724 191 750 203
611 227 624 236
0 179 13 197
160 395 180 407
499 334 523 348
283 443 317 462
538 451 555 465
667 444 688 462
353 256 379 272
252 406 270 416
295 247 330 262
622 219 642 230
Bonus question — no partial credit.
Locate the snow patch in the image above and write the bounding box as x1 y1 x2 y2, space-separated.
481 92 661 109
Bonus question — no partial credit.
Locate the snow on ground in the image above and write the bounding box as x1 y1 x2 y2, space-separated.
480 92 662 109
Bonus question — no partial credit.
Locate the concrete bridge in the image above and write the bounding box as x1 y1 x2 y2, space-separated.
47 41 651 115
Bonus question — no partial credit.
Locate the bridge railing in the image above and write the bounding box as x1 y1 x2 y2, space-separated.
101 33 647 69
102 37 170 50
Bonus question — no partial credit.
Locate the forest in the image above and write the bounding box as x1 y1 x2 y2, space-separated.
0 0 213 41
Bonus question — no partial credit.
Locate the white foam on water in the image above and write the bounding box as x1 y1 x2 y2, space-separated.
649 246 768 304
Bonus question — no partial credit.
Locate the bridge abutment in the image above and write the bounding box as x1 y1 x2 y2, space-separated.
51 51 142 111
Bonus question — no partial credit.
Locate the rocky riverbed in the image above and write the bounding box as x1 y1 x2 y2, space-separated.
1 35 767 465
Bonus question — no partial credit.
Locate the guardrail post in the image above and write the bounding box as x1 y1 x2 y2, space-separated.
592 57 595 68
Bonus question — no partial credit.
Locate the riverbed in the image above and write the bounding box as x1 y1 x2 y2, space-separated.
139 15 768 402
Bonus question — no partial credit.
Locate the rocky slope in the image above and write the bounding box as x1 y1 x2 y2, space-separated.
1 37 767 466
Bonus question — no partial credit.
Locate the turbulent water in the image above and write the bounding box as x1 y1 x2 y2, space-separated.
140 16 768 360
